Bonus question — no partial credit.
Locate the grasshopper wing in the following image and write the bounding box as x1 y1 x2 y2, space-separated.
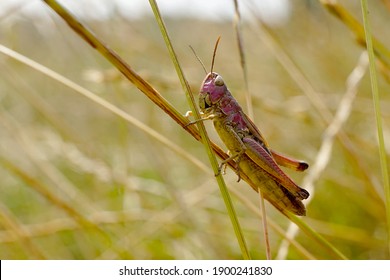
242 112 308 171
242 136 309 200
241 112 271 151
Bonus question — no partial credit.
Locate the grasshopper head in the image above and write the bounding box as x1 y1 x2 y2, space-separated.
199 72 227 112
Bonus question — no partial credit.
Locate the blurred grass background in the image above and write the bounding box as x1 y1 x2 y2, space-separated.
0 0 389 259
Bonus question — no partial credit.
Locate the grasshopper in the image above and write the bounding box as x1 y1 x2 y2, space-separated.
189 39 310 216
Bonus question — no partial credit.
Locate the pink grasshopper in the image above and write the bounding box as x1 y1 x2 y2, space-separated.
191 40 310 216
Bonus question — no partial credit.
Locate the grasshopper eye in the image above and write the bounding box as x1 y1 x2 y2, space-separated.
214 75 224 86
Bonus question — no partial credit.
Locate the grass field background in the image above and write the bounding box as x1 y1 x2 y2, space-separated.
0 0 389 259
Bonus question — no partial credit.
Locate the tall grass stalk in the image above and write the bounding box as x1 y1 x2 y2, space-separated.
360 0 390 255
148 0 250 260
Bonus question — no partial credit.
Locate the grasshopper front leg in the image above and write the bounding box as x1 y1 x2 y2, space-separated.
185 111 241 177
184 110 216 127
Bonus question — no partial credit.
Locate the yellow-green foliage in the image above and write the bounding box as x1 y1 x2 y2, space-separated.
0 0 389 259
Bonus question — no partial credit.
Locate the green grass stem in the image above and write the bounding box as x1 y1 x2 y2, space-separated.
360 0 390 255
148 0 251 260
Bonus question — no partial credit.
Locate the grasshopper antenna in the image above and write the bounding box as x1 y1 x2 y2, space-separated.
210 36 221 74
189 45 207 74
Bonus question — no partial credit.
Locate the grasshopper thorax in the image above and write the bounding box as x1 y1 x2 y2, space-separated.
199 72 227 112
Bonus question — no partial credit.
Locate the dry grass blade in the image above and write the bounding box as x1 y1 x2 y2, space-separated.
0 44 209 175
232 0 252 117
320 0 390 78
41 0 186 129
233 0 270 259
0 159 115 248
40 0 235 170
0 202 46 259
